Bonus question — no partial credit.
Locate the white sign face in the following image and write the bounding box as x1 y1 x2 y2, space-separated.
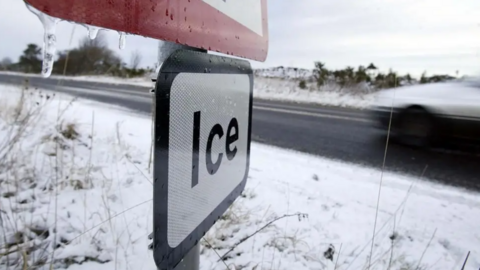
167 73 250 247
202 0 264 36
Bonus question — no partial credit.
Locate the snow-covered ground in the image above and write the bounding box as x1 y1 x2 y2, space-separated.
254 77 375 108
1 83 479 270
254 66 314 80
0 71 374 109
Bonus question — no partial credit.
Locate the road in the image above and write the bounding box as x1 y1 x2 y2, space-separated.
1 73 480 190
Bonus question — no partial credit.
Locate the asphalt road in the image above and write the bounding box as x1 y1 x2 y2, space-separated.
1 73 480 191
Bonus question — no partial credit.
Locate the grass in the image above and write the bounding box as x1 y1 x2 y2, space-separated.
0 83 53 269
0 83 129 269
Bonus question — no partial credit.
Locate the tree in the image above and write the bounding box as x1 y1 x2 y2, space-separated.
54 32 122 75
428 74 455 83
366 63 377 70
345 66 355 80
375 73 385 81
403 73 413 84
366 63 377 81
130 50 142 70
373 72 386 88
332 70 347 86
355 65 370 83
313 61 329 87
0 57 12 70
18 44 42 73
420 71 428 84
384 69 399 88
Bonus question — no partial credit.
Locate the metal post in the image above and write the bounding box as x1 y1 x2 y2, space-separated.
154 40 206 270
172 244 200 270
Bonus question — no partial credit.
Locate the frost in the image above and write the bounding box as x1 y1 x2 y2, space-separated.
25 3 60 78
119 32 126 50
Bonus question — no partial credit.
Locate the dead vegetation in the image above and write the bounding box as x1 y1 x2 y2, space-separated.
0 82 110 269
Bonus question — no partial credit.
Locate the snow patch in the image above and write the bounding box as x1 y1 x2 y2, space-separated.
254 66 314 80
254 77 375 108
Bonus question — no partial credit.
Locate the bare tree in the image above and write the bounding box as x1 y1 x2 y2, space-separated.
130 50 142 70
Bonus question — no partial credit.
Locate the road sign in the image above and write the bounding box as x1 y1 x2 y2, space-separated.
153 49 252 269
25 0 269 61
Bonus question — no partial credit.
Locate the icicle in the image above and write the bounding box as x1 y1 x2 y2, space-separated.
119 32 126 50
25 3 60 78
86 25 100 40
40 18 59 78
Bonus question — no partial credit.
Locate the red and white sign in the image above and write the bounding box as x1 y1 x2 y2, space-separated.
25 0 269 61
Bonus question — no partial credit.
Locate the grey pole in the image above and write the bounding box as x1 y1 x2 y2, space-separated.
154 40 206 270
149 233 200 270
172 244 200 270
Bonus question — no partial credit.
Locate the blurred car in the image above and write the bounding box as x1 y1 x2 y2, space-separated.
370 78 480 147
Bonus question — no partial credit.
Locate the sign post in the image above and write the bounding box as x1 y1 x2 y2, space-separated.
171 244 200 270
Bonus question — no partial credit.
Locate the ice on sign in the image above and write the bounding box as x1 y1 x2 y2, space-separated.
26 3 59 78
119 32 126 50
87 25 100 40
24 2 128 78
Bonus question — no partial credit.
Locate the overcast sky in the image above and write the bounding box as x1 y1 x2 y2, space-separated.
1 0 479 77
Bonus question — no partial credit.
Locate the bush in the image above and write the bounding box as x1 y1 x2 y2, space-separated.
312 61 456 90
298 80 307 89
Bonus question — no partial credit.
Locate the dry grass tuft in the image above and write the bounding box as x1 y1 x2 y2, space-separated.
59 123 79 140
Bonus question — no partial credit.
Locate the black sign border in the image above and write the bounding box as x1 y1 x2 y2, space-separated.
153 49 253 269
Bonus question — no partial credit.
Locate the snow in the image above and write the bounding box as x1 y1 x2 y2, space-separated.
254 77 375 108
1 83 479 270
254 66 314 80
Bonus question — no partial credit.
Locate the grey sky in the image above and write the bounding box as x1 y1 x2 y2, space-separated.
1 0 479 77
